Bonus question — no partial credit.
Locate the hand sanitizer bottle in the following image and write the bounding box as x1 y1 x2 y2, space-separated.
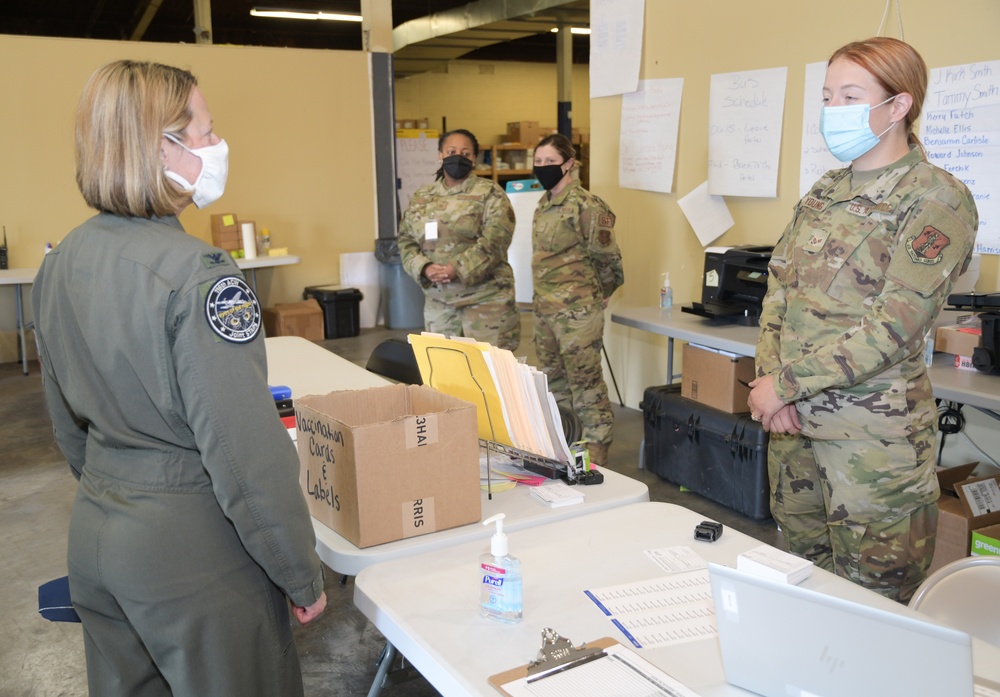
479 513 522 623
659 273 673 309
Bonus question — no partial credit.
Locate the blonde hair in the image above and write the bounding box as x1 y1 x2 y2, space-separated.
75 60 197 217
829 37 928 149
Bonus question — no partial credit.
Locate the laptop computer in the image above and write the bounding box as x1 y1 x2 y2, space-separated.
708 562 975 697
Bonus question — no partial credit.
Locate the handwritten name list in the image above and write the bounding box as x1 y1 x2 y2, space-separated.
920 60 1000 255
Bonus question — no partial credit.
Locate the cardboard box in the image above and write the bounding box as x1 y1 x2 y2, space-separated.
506 120 541 145
971 525 1000 557
681 344 755 414
930 464 1000 573
211 213 241 251
263 299 324 341
936 324 981 357
296 384 481 548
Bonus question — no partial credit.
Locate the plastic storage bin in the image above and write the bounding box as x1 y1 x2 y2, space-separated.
302 285 364 339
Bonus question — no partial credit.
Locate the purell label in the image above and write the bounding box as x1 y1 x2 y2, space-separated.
482 574 505 588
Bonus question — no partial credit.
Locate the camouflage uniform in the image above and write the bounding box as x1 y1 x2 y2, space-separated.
533 180 624 457
756 146 977 602
398 173 520 351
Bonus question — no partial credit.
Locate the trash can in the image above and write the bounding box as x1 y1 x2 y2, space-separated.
375 239 425 330
302 285 364 339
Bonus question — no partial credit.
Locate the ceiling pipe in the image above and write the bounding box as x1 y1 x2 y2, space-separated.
393 0 581 53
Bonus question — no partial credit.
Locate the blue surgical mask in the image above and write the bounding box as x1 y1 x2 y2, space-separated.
820 95 897 162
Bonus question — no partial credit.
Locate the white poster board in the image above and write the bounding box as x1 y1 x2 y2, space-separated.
920 60 1000 255
590 0 645 98
708 67 788 197
508 189 545 304
396 134 440 213
619 78 684 193
799 61 843 196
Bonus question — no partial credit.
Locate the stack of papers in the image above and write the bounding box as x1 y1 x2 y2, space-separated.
529 481 584 507
737 545 813 584
408 333 573 464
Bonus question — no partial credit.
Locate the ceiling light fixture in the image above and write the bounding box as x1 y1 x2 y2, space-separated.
550 27 591 35
250 8 363 22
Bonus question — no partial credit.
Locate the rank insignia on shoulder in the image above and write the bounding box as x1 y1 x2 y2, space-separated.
201 251 231 269
905 225 950 265
204 276 262 343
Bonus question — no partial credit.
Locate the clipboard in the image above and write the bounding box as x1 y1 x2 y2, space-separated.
487 632 701 697
488 637 620 695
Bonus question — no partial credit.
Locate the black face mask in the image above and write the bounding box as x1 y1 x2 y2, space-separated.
441 154 474 180
533 163 566 191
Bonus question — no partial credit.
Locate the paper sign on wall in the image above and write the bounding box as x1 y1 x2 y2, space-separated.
708 67 788 198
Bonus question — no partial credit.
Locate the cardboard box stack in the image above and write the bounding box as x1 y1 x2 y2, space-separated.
930 463 1000 572
211 213 241 252
505 120 542 145
296 384 481 548
681 344 755 414
263 298 324 341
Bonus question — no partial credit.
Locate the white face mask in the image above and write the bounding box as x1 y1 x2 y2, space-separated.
163 133 229 209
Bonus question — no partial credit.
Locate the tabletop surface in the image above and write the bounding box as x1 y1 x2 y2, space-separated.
0 267 39 284
354 501 1000 697
611 305 1000 412
236 254 301 270
264 335 651 577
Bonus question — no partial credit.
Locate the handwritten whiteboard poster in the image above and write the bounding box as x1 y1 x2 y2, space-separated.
920 60 1000 255
708 67 788 197
799 61 843 197
396 134 440 213
619 78 684 193
590 0 645 98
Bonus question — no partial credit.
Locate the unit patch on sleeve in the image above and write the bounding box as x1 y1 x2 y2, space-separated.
204 276 262 343
905 225 951 265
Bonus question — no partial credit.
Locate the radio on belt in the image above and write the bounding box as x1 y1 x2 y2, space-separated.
694 520 723 542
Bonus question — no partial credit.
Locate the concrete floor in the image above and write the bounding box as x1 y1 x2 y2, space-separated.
0 315 780 696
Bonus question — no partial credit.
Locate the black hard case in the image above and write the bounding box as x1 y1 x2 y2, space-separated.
640 384 771 520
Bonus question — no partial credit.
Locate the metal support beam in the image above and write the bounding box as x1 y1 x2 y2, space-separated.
193 0 212 44
556 25 573 139
129 0 164 41
361 0 393 53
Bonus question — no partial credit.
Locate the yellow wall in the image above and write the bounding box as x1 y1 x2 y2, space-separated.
594 0 1000 407
0 34 375 363
394 60 590 144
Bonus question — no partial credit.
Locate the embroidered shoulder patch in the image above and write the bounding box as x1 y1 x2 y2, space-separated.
204 276 262 343
905 225 951 265
598 229 612 245
598 213 614 227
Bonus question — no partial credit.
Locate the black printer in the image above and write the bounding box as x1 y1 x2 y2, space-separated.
681 246 773 326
